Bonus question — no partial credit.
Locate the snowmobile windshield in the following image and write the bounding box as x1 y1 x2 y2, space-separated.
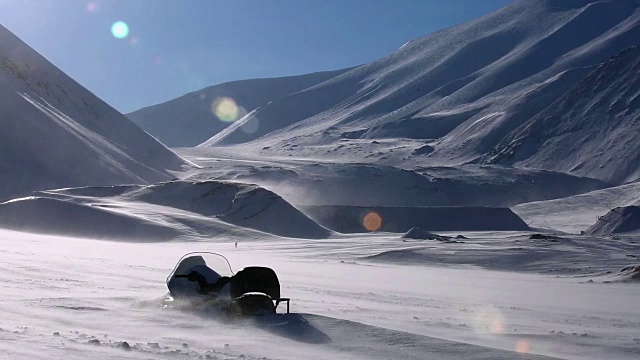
166 252 234 286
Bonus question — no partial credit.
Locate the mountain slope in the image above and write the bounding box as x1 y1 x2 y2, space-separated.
200 0 640 184
513 180 640 233
126 69 351 147
486 44 640 183
0 25 189 201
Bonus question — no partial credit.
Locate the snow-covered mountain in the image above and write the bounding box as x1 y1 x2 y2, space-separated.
0 25 189 202
126 69 351 147
486 44 640 184
198 0 640 184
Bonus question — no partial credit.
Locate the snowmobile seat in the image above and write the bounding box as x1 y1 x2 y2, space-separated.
230 266 290 313
168 256 224 297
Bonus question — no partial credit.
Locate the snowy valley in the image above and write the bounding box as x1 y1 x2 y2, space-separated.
1 0 640 359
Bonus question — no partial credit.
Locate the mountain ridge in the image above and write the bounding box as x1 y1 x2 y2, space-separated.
486 43 640 183
126 68 353 147
0 24 190 201
192 0 640 185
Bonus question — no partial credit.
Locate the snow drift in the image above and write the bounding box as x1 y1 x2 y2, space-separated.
513 181 640 233
0 197 180 241
301 205 530 233
586 206 640 235
127 69 351 147
0 25 189 202
4 181 333 240
123 180 333 239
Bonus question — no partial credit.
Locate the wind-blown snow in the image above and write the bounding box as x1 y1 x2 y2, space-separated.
0 181 331 240
1 230 638 360
2 1 640 359
302 205 529 233
0 25 189 202
177 148 608 208
0 196 181 241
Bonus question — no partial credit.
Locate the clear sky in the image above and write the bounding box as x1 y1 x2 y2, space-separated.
0 0 515 113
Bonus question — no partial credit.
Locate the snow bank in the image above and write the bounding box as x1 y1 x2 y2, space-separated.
513 181 640 233
126 180 332 239
33 181 332 240
0 197 181 241
586 206 640 235
302 206 529 233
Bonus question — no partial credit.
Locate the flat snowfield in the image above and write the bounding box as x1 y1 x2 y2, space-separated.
1 230 638 360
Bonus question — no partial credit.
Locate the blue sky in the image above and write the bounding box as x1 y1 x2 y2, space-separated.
0 0 514 113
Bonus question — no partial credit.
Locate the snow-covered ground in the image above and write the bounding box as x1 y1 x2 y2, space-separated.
1 230 638 360
2 2 640 359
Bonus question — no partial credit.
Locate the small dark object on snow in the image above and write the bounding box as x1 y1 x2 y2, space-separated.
529 233 560 240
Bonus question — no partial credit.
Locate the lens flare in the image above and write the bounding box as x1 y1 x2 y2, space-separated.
211 97 240 122
472 307 506 335
363 211 383 232
490 319 505 334
240 116 259 134
516 340 531 353
111 21 129 39
86 2 98 12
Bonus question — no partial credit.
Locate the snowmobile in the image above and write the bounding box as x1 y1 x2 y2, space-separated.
163 252 290 316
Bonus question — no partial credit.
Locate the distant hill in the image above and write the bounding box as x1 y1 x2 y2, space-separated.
587 206 640 235
126 69 351 147
0 25 189 202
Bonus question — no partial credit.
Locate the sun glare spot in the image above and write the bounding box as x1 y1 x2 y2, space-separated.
472 307 506 335
111 21 129 39
490 319 505 334
516 339 531 353
240 117 259 134
363 211 383 232
211 97 240 122
86 2 98 12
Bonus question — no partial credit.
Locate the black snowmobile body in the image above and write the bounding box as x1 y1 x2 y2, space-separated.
164 252 290 316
